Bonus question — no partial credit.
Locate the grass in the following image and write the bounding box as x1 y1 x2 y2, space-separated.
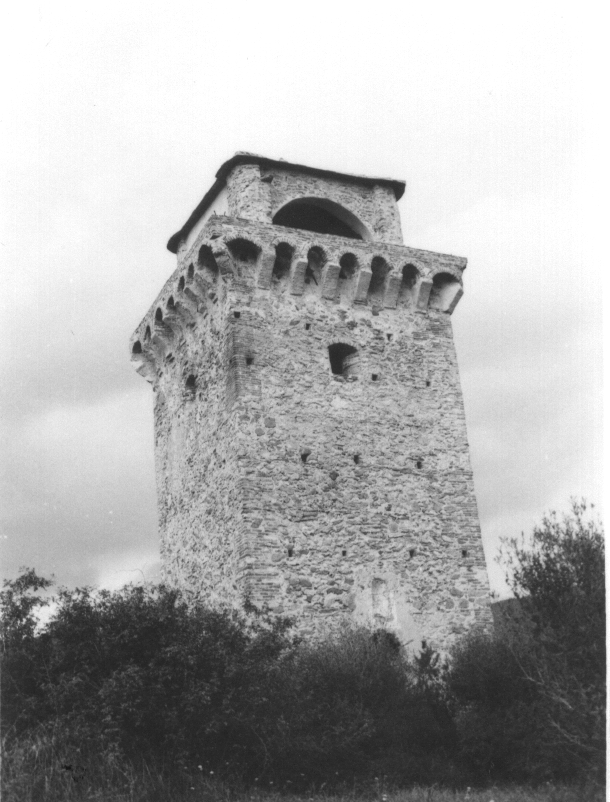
2 732 604 802
1 764 604 802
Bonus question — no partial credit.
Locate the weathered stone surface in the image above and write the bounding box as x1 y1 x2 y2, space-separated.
130 155 493 652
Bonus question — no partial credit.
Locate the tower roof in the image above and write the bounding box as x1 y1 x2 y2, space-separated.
166 153 406 254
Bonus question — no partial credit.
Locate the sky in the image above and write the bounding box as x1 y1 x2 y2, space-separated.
0 2 604 597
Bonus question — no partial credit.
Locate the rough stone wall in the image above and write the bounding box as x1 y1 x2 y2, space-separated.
131 209 492 652
225 165 403 244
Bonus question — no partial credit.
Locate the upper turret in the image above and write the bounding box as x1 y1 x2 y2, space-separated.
166 152 406 254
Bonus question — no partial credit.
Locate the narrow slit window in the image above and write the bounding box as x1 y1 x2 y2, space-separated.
287 547 294 557
409 549 416 559
185 375 196 396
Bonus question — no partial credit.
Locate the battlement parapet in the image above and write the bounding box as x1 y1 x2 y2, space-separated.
130 217 466 376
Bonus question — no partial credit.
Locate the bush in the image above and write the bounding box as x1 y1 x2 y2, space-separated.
252 630 458 787
448 500 605 783
2 500 603 794
1 576 297 780
1 573 457 795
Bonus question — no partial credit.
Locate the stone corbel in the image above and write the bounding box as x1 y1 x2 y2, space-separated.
188 273 212 301
290 259 308 296
257 245 276 289
130 340 157 384
415 278 433 311
445 285 464 314
173 288 199 320
163 308 187 338
212 244 236 278
321 262 340 299
153 318 175 345
354 268 372 304
383 273 402 308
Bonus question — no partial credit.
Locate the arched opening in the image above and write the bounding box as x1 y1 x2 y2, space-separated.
304 246 326 293
178 275 185 292
272 242 294 282
144 325 151 341
167 296 175 312
272 198 368 240
227 238 260 265
155 308 163 322
198 245 219 283
339 252 357 280
328 343 359 378
367 257 390 306
397 263 419 306
429 272 461 311
132 341 142 354
187 264 194 281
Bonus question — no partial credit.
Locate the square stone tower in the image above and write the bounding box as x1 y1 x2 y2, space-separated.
130 153 492 650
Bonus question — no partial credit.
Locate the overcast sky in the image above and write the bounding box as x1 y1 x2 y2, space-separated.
0 2 604 597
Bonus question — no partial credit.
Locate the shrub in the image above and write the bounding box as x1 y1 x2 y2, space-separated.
448 501 605 783
1 573 457 792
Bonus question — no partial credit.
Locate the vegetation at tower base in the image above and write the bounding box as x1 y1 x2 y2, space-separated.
449 500 605 783
1 503 604 799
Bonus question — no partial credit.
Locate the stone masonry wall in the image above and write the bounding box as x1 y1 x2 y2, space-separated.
131 210 492 652
225 164 403 244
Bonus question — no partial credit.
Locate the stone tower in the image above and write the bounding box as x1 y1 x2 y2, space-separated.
130 153 492 650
